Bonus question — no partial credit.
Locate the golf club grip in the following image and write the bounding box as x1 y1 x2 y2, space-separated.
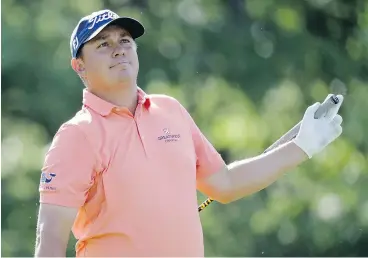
198 95 339 212
263 95 339 152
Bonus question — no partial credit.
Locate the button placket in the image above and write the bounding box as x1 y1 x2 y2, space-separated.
134 104 147 156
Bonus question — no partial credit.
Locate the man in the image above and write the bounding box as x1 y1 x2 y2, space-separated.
34 9 343 257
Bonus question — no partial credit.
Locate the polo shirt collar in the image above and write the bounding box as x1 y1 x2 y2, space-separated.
82 87 151 116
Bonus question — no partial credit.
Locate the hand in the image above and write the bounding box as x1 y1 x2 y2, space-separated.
293 94 344 158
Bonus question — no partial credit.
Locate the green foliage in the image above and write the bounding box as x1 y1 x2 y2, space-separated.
2 0 368 256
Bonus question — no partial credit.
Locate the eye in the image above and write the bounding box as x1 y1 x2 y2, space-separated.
97 42 109 48
120 38 130 43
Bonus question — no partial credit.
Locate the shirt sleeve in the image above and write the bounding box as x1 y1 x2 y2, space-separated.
39 123 97 208
178 102 226 179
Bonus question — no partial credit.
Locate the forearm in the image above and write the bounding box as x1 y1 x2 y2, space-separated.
225 141 308 202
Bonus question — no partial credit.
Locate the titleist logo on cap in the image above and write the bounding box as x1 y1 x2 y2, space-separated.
88 11 118 30
72 37 79 50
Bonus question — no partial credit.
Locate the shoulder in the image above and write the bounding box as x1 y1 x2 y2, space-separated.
53 108 101 146
149 93 181 106
146 93 198 131
148 93 188 113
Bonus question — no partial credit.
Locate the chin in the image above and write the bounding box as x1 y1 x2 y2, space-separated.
114 76 136 86
117 73 133 81
118 71 138 81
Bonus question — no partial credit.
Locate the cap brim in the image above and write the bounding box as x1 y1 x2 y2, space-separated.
86 17 145 43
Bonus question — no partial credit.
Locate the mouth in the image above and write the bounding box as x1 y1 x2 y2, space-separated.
110 61 129 69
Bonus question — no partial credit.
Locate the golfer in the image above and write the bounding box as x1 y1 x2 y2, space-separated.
35 9 344 257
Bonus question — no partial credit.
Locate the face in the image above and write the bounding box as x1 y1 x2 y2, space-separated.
72 25 139 90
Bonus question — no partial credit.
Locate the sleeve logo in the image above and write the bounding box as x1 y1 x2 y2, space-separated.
40 172 56 184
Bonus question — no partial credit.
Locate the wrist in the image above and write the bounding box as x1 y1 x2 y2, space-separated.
291 138 313 159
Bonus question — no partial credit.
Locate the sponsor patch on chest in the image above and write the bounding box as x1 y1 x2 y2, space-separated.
157 128 181 143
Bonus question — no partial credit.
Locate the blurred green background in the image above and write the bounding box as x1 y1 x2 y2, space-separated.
2 0 368 256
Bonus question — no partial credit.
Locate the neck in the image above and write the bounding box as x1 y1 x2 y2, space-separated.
88 84 138 114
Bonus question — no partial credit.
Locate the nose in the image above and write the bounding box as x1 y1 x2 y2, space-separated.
112 44 125 57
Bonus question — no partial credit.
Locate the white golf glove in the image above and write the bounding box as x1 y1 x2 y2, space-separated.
293 94 344 158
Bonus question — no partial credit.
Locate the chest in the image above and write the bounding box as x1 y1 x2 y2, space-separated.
97 109 197 191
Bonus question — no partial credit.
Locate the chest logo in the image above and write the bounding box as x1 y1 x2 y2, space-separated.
158 128 181 143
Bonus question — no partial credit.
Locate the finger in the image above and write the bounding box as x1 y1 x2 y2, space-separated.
334 124 343 138
324 95 344 121
325 124 343 145
323 93 335 102
332 114 343 125
304 102 321 119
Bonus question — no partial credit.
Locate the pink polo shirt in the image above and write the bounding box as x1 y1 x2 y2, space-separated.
39 87 225 257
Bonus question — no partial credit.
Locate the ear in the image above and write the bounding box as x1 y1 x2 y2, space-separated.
71 58 86 76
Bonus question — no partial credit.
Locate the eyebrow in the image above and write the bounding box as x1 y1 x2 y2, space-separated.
92 32 130 42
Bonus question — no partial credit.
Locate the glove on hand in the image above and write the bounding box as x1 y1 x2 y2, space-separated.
293 94 344 158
